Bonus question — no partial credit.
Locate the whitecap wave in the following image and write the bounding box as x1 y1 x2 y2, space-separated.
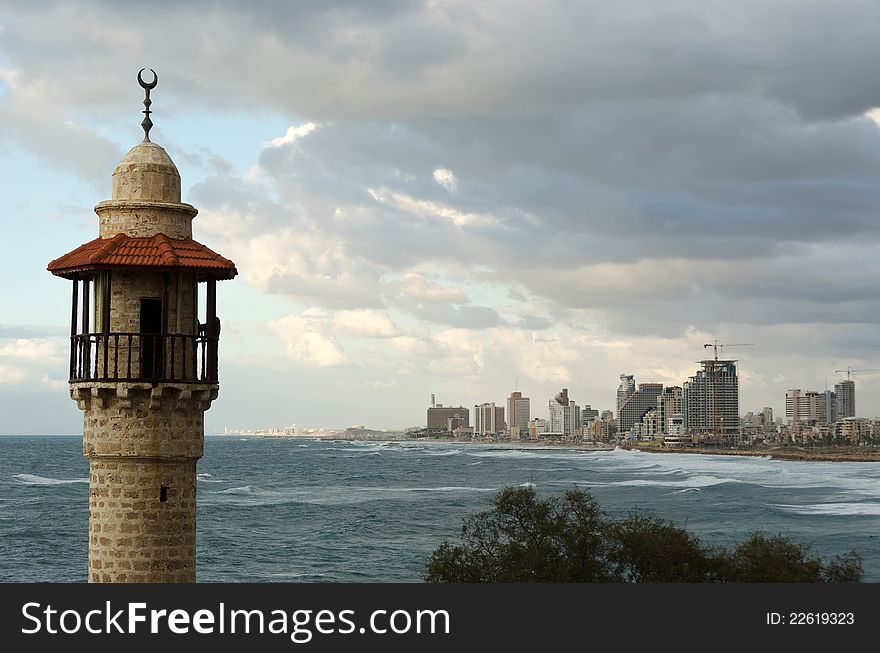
12 474 88 486
772 502 880 516
394 486 496 493
427 449 463 457
591 475 741 489
217 485 257 495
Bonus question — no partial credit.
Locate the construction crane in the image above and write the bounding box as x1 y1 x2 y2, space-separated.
834 367 880 381
703 340 754 360
700 341 753 446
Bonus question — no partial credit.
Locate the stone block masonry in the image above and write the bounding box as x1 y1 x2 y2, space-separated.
73 382 216 583
88 459 196 583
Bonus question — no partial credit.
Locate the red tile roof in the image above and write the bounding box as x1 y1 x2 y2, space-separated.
48 233 237 279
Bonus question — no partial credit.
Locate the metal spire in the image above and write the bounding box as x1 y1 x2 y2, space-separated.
137 68 158 142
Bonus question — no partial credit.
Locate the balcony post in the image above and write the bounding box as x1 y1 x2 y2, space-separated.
70 273 79 380
82 276 91 377
206 276 217 381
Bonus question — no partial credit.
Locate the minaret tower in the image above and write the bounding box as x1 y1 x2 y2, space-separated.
48 70 237 582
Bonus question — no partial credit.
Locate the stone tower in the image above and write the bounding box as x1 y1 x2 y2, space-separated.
47 70 237 582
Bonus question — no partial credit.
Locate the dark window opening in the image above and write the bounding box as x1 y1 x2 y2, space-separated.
160 486 168 503
140 298 163 380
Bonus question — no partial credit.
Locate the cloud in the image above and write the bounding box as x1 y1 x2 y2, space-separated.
5 2 880 420
367 186 497 227
385 273 466 304
329 309 398 338
0 363 26 385
266 314 348 367
517 316 551 330
0 338 60 361
265 122 320 148
433 167 457 193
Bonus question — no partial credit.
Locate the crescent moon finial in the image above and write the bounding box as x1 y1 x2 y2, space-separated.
136 68 158 142
137 68 158 90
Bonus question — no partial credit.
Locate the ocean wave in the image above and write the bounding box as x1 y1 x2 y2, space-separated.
464 449 590 461
326 446 387 455
392 486 496 493
427 449 463 457
591 475 741 489
205 484 498 507
517 482 536 489
12 474 88 486
217 485 260 495
772 502 880 516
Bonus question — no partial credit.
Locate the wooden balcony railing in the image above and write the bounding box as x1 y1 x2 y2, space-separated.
69 332 218 383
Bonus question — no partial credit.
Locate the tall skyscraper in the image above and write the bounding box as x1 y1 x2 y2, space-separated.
656 386 683 434
549 388 581 437
507 391 530 437
474 402 505 436
683 360 739 442
617 374 635 415
835 380 855 419
618 383 663 433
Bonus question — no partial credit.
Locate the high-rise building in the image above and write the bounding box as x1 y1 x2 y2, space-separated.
835 380 855 419
507 391 530 437
786 389 835 426
618 383 663 433
762 406 773 426
549 388 581 437
474 402 506 436
656 386 683 434
683 360 739 442
581 404 600 429
427 404 470 431
617 374 635 415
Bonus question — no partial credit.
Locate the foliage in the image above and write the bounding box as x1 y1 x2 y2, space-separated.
425 487 863 583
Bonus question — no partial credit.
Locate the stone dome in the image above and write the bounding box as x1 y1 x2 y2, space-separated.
111 141 181 203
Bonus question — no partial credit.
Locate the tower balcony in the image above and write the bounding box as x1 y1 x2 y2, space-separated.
70 331 218 384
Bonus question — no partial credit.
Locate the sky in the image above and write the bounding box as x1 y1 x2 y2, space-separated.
2 0 880 434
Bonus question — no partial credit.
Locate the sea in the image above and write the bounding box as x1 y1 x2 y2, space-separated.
1 435 878 582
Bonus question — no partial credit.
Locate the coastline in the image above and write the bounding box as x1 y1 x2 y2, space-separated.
626 444 880 463
249 433 880 463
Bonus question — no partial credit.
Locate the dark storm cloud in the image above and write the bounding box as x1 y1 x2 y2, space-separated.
3 0 880 342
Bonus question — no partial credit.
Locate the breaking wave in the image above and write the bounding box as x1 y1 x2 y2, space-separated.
772 503 880 516
12 474 88 486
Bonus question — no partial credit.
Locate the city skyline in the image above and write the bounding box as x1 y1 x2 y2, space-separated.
3 2 880 433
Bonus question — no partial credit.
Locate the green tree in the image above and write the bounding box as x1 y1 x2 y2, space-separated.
425 487 863 583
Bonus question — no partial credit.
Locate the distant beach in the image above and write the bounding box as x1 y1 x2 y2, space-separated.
627 444 880 463
281 433 880 463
